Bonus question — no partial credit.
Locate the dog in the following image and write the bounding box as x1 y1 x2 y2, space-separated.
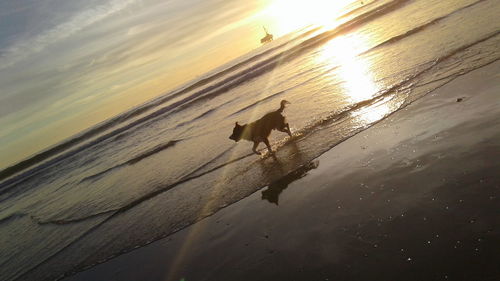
229 100 292 155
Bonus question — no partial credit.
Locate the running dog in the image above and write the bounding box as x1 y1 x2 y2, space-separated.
229 100 292 155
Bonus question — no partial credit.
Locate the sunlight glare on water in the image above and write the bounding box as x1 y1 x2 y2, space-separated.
354 95 395 124
317 34 394 125
318 34 378 103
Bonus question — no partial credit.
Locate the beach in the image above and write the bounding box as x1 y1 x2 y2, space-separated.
2 1 499 280
66 60 500 281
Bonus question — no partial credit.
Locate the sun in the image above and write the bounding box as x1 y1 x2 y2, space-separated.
262 0 352 36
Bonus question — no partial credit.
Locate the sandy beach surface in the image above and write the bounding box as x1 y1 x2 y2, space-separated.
66 61 499 281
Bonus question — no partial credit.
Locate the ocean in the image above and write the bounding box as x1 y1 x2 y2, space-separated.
1 0 499 280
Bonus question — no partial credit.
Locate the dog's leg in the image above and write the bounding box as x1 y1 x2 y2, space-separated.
277 123 292 137
252 142 261 155
285 123 292 137
263 138 273 154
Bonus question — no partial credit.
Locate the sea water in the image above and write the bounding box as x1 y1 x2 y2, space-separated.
0 0 499 280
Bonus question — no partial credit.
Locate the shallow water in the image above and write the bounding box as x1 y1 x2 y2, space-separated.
1 0 499 280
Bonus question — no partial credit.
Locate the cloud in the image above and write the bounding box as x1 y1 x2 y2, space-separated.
0 0 138 70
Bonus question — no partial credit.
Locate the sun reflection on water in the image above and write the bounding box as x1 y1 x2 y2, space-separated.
317 35 393 124
318 35 377 102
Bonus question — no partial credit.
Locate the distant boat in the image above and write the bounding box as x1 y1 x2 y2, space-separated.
260 27 273 44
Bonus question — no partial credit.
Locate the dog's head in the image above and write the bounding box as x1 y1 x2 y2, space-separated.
229 122 244 142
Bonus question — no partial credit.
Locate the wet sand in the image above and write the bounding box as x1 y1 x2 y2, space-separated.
66 61 500 281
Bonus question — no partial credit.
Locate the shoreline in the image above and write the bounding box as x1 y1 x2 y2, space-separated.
65 61 500 281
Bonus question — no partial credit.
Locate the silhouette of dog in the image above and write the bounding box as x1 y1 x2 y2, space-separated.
229 100 292 155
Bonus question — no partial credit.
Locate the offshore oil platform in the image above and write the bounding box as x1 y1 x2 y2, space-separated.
260 26 273 44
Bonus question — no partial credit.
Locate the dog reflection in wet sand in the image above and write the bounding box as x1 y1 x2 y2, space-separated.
262 160 319 205
229 100 292 155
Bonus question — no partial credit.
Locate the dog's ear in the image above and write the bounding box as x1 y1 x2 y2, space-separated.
235 122 240 126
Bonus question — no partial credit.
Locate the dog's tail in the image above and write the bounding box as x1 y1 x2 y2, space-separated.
278 100 290 113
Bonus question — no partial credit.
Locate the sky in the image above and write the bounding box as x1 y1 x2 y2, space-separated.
0 0 353 169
